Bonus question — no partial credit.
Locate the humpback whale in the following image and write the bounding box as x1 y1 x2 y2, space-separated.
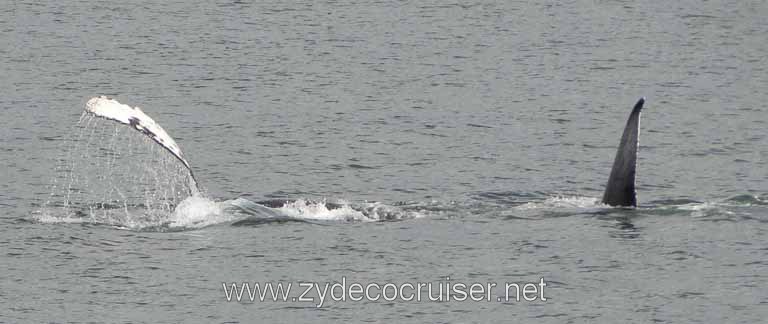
85 96 200 195
601 98 645 207
83 96 333 209
83 96 646 208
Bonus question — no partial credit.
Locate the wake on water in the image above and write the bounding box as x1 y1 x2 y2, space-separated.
36 97 765 231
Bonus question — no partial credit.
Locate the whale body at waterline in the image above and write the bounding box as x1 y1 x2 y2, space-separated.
82 96 647 208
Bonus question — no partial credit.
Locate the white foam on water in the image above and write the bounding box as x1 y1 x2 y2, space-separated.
167 195 234 229
357 201 428 221
515 195 603 210
35 195 237 231
503 195 611 219
675 201 735 218
223 197 427 222
275 199 375 222
32 209 88 225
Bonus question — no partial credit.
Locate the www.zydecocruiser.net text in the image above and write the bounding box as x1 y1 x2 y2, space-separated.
223 277 547 307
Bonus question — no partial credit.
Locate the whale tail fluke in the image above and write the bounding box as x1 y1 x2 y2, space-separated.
84 96 200 196
601 97 645 207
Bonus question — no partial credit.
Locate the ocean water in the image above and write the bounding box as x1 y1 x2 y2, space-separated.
2 0 767 323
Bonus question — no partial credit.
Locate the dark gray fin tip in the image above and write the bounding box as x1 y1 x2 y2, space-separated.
632 97 645 114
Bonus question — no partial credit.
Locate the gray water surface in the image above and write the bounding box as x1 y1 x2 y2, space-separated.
2 1 767 323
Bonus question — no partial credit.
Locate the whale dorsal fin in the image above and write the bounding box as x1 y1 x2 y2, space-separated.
602 98 645 207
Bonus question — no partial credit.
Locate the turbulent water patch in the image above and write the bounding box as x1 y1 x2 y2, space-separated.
225 197 427 225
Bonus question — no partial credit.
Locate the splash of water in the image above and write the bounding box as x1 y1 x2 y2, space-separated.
225 197 427 223
275 199 375 222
